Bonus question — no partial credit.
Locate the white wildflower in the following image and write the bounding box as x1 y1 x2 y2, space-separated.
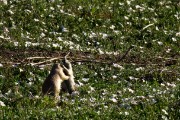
14 82 18 85
126 0 131 5
101 33 108 39
172 37 177 42
34 18 39 22
166 48 171 53
50 7 54 10
104 106 108 109
34 95 39 99
166 82 176 88
129 76 135 80
19 68 24 72
135 5 141 9
136 96 145 99
78 6 83 10
25 9 31 13
49 14 54 18
127 88 134 93
110 97 117 103
1 0 7 4
14 42 19 46
157 41 163 45
32 43 40 46
25 41 32 47
131 100 138 105
8 10 14 14
162 115 168 120
27 82 33 87
40 33 45 37
127 22 131 25
175 32 180 37
61 26 68 32
112 75 117 79
0 35 5 39
72 34 80 39
98 48 104 54
52 43 59 48
156 26 159 30
49 0 55 2
82 31 87 36
119 2 124 6
124 111 129 115
0 63 3 67
89 86 95 91
113 63 124 70
42 21 46 25
114 30 120 34
0 75 5 78
90 97 96 102
124 16 129 20
162 109 168 115
151 98 157 104
5 89 12 96
60 9 64 13
119 112 123 115
110 25 115 30
153 88 157 92
112 94 117 97
57 37 62 41
82 78 89 82
148 95 154 98
0 101 6 107
77 62 82 65
89 32 96 38
135 67 144 71
170 94 175 98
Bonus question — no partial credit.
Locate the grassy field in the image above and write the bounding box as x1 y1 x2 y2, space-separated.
0 0 180 119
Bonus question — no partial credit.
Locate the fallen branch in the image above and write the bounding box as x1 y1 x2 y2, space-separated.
31 57 61 65
25 46 134 65
26 56 52 60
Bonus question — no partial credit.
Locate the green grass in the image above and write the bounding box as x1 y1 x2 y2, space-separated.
0 0 180 119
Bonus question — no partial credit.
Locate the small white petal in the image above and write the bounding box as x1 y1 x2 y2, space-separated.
124 111 129 115
0 101 6 107
112 75 117 79
162 109 168 115
110 98 117 103
0 63 3 67
157 41 163 45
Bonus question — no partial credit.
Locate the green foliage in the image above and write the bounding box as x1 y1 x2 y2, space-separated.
0 0 179 119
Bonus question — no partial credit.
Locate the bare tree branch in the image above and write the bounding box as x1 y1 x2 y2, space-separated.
22 46 134 65
31 57 61 65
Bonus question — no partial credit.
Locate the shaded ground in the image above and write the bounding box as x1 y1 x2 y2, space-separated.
0 47 179 67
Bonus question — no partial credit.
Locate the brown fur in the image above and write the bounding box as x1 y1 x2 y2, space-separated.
42 64 69 100
61 54 76 94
